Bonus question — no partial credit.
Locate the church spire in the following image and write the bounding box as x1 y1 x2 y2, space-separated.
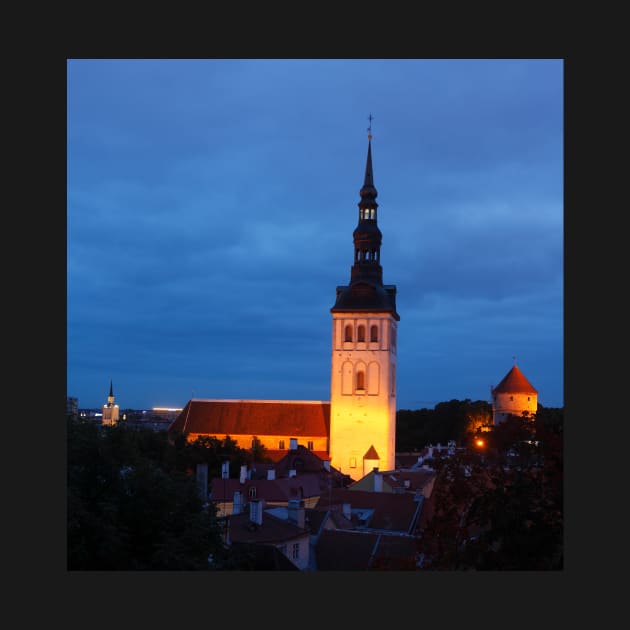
107 379 115 406
331 121 399 320
352 130 382 285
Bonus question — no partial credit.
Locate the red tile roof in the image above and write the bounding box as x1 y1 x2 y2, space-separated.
492 365 538 395
227 510 308 545
315 530 418 570
315 488 422 534
363 445 380 460
210 474 322 503
168 399 330 438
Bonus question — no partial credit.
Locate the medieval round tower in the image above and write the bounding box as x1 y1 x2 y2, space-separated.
491 362 538 425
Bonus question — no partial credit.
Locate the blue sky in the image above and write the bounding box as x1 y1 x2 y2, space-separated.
67 59 563 410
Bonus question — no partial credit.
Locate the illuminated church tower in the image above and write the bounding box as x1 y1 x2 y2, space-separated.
102 379 119 426
329 128 399 480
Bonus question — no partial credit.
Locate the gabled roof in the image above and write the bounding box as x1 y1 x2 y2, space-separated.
210 474 322 503
264 449 330 463
363 445 380 460
168 399 330 437
315 529 418 570
229 542 300 570
315 488 422 534
492 365 538 395
227 510 309 545
349 468 437 496
272 444 349 486
274 444 331 475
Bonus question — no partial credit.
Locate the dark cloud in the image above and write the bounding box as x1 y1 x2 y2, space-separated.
67 59 563 410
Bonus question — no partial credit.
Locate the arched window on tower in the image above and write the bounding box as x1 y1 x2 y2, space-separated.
370 325 378 342
356 370 365 391
357 325 365 342
344 324 353 342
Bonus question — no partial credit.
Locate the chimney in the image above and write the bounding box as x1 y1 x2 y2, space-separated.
342 502 351 520
373 469 383 493
249 499 263 525
287 498 305 528
240 465 247 484
267 469 276 481
323 460 331 472
233 490 243 515
289 437 298 450
289 469 297 478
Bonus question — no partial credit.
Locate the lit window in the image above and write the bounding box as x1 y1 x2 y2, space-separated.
357 325 365 342
370 325 378 342
344 325 353 342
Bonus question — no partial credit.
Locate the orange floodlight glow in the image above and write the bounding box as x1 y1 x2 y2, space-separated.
475 438 485 448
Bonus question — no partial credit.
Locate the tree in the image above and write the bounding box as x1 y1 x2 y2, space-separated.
419 415 563 570
67 418 229 570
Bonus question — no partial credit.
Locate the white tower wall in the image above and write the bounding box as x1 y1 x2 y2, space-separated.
329 312 397 479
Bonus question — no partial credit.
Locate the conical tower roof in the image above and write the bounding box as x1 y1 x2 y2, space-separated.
492 365 538 395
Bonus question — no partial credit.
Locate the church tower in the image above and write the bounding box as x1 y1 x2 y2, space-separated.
102 379 119 426
329 128 400 480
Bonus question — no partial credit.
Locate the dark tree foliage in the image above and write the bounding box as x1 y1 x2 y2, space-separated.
396 399 492 451
419 413 563 570
67 418 256 570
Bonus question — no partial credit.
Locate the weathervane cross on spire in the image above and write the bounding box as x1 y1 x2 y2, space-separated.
367 113 374 139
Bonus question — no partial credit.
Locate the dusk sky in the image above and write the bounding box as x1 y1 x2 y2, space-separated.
67 58 563 411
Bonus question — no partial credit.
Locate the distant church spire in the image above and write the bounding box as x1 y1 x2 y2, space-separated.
103 378 119 426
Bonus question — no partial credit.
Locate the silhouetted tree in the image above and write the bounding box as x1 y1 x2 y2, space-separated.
419 414 562 570
67 418 229 570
